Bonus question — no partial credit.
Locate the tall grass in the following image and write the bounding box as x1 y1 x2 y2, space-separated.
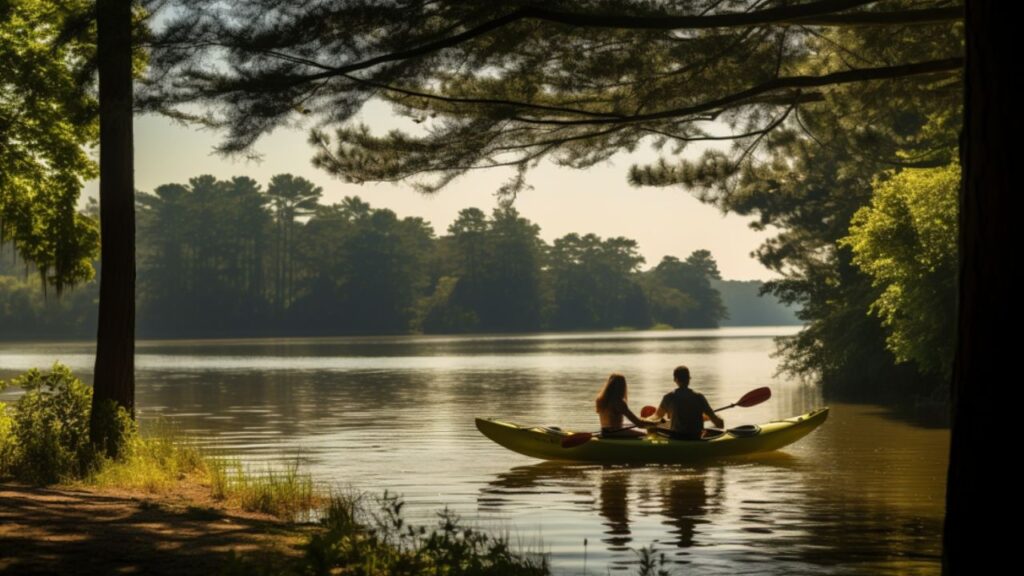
207 457 319 521
87 423 207 492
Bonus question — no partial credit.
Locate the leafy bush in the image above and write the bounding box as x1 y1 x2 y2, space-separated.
3 364 98 483
0 401 15 475
0 363 134 484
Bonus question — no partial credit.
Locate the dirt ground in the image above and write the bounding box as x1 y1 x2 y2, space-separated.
0 482 311 575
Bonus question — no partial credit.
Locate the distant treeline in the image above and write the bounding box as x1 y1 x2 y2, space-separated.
0 174 795 339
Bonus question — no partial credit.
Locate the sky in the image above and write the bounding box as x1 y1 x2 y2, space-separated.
84 102 777 281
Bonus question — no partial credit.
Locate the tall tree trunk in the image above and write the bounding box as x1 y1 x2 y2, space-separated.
90 0 135 441
276 214 284 317
944 2 1006 574
286 217 293 310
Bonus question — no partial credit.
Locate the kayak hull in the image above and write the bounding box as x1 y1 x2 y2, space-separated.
475 408 829 464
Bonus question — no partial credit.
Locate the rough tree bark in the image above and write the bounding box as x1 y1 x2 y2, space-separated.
945 2 1007 574
90 0 135 445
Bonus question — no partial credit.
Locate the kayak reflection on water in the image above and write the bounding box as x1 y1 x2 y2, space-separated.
478 462 746 564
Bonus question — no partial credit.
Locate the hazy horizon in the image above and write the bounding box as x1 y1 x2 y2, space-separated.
83 101 778 282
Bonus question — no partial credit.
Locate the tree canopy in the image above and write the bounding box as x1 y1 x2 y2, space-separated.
843 163 959 377
143 0 962 396
0 0 99 292
145 0 960 190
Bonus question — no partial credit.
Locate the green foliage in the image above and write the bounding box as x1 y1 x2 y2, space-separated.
0 267 99 339
546 233 649 330
290 196 435 334
433 207 545 332
0 0 99 292
2 364 99 482
0 401 15 475
654 14 961 396
267 174 323 313
223 492 549 576
89 396 139 459
659 59 958 394
843 163 959 376
149 1 961 198
137 175 275 335
417 276 480 333
645 254 728 328
641 282 696 329
0 364 141 483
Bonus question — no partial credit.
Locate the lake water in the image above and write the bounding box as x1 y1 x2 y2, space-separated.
0 327 948 575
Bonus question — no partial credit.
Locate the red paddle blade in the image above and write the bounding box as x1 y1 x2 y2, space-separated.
736 386 772 407
561 432 594 448
640 405 657 418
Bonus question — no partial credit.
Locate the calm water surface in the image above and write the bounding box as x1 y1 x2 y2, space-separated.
0 328 947 575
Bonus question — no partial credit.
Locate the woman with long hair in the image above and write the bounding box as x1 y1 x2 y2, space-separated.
595 373 653 438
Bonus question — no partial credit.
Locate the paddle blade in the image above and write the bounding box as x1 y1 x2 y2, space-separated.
640 405 657 418
561 432 594 448
736 387 772 407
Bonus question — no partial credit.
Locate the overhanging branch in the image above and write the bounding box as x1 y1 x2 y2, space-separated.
510 57 962 126
297 1 959 82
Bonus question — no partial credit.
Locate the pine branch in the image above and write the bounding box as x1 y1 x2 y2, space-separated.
297 2 959 81
509 58 962 126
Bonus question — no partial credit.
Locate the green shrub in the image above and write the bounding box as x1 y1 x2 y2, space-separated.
0 401 16 476
5 364 99 483
90 396 138 459
0 364 135 484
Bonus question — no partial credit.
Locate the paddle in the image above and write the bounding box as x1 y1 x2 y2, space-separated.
560 405 657 449
703 386 772 421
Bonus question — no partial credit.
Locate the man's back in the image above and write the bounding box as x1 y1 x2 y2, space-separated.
660 388 712 440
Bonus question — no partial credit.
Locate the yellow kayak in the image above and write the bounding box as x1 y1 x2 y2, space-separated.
475 408 829 464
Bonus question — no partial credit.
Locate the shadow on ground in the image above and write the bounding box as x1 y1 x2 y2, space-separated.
0 483 307 575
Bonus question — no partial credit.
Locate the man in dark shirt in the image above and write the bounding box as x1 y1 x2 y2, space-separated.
653 365 724 440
